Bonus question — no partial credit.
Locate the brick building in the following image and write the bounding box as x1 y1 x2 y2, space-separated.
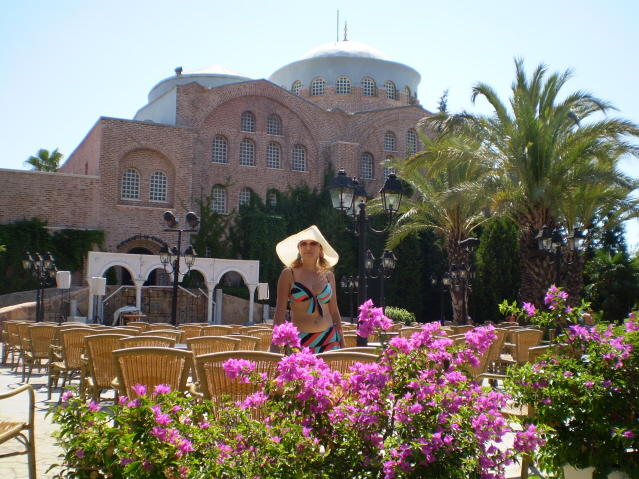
0 39 429 258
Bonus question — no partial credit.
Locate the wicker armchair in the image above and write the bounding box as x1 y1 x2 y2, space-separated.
192 351 282 416
399 326 422 339
247 329 273 351
112 347 194 398
22 324 58 383
316 351 379 373
339 346 380 354
342 333 359 348
146 323 174 331
179 325 204 341
119 336 176 348
201 325 235 336
0 384 36 479
139 330 182 342
229 334 260 351
186 336 240 356
48 328 93 400
83 334 130 401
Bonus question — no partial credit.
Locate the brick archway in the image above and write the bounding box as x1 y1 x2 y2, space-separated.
117 235 167 255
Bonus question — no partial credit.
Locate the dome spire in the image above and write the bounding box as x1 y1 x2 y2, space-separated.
343 21 348 41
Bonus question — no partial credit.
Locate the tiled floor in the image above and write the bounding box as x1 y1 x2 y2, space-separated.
0 360 533 478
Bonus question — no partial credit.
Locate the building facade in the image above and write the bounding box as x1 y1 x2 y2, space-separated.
0 40 429 257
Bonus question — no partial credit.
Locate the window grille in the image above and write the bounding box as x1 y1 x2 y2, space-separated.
384 132 397 152
212 135 228 163
149 171 167 202
211 187 227 214
267 114 282 135
292 144 307 171
266 142 281 169
240 111 255 132
121 168 140 200
239 139 256 166
360 153 374 179
384 80 397 100
362 77 376 97
310 78 326 96
336 76 351 94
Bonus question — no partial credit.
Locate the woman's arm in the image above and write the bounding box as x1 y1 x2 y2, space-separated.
326 271 345 347
271 268 293 352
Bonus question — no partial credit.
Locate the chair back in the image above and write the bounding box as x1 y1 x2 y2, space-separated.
27 324 58 359
119 335 176 348
201 325 235 336
139 330 182 342
84 334 130 391
229 334 260 351
179 325 204 341
316 350 379 373
342 333 358 348
399 327 422 339
246 329 272 351
186 336 240 356
125 322 149 331
513 329 544 363
112 347 194 397
146 323 175 331
451 325 474 334
468 328 507 379
193 351 282 405
339 346 380 355
59 328 93 369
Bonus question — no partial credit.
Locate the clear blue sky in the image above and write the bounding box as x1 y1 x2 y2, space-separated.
1 0 637 249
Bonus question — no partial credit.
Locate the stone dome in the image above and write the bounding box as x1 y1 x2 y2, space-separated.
269 40 420 100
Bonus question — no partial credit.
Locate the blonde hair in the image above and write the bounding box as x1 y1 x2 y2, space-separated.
289 245 332 271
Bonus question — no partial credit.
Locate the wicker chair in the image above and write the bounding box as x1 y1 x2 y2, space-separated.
179 324 204 341
192 351 282 417
229 334 260 351
83 334 130 401
186 336 240 356
22 324 58 383
139 330 182 342
112 347 194 398
125 322 149 332
246 329 273 351
0 384 36 479
316 350 379 373
119 336 176 348
201 325 235 336
48 328 93 400
468 328 507 380
146 323 175 331
339 346 381 355
399 326 422 339
239 326 271 335
342 333 359 348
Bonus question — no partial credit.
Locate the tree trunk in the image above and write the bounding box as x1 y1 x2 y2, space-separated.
518 226 555 307
447 238 471 324
564 250 585 306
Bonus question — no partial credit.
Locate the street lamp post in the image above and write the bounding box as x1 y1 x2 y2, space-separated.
430 274 447 323
535 225 585 286
445 238 479 325
339 275 359 323
22 252 58 322
159 211 199 326
329 168 403 345
365 249 397 310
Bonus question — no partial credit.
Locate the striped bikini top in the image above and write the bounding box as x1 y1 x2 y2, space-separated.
289 280 333 316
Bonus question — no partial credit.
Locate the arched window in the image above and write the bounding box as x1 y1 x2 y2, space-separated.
384 80 397 100
336 75 351 94
267 190 278 207
240 111 255 132
384 131 397 152
406 129 418 154
292 144 307 171
212 135 228 163
267 114 282 135
239 187 252 206
211 186 227 214
359 153 374 180
403 86 412 101
361 77 376 97
310 78 326 96
383 156 395 180
266 142 281 169
121 168 140 200
239 139 256 166
291 80 303 95
149 171 167 202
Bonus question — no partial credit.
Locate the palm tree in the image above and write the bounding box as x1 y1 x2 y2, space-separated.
385 143 491 323
24 148 63 172
417 59 639 306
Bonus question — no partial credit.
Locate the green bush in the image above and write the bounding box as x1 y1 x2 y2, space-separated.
384 306 416 325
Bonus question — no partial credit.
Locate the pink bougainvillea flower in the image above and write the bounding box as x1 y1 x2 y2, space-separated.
522 302 537 317
223 358 256 383
154 384 171 395
272 322 301 349
131 384 147 396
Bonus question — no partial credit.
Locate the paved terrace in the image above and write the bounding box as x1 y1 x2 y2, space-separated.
0 361 531 478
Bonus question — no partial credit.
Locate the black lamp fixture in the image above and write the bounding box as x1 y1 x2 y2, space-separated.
445 237 480 324
23 251 58 322
365 249 397 309
329 168 403 343
535 224 586 286
160 211 200 326
339 275 359 323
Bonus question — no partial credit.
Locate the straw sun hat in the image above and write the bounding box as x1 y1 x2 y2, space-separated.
275 225 339 267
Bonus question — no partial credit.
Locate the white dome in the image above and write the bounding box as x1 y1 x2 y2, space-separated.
186 64 249 77
299 40 388 60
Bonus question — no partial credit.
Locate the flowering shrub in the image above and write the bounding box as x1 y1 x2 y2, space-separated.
50 301 543 478
505 311 639 478
499 284 589 329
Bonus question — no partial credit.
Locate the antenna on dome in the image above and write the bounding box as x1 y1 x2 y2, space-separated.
343 21 348 41
336 9 339 42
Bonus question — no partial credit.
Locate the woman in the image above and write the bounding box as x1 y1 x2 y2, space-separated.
272 225 344 353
